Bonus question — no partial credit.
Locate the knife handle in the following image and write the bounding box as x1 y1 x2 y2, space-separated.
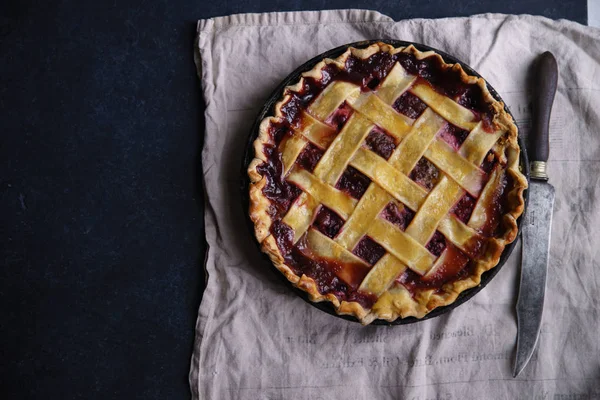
530 52 558 180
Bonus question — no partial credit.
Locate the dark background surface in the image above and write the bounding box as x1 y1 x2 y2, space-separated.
0 1 587 399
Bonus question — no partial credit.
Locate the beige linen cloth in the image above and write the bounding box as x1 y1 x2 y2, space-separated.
192 10 600 399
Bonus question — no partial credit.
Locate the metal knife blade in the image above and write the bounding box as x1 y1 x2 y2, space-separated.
513 51 558 378
514 180 554 377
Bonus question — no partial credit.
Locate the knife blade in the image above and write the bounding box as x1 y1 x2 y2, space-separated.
513 51 558 378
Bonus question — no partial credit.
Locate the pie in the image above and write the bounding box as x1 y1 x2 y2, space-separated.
247 42 527 325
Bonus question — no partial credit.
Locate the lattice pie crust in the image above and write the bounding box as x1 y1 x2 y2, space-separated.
248 43 527 325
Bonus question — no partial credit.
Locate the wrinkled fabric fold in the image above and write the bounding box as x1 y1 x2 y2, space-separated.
192 10 600 400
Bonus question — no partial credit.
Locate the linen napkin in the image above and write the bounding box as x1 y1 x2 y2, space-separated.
192 10 600 399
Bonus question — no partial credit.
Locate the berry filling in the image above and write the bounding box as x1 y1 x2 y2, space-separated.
364 126 397 159
425 231 447 257
438 123 470 150
280 64 338 126
284 236 377 307
296 143 324 172
326 101 353 131
340 53 399 90
451 193 477 223
352 236 386 265
397 55 490 113
336 166 371 200
480 151 499 174
312 206 345 239
380 202 415 231
256 145 301 216
271 220 295 256
409 158 440 190
393 91 428 119
479 172 509 237
269 121 293 146
398 246 472 294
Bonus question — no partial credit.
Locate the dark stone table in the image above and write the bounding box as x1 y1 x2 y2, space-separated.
0 1 587 399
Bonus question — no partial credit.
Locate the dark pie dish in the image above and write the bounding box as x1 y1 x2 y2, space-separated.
243 40 529 325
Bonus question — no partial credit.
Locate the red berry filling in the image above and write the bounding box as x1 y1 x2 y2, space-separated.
364 126 397 159
270 220 295 256
425 231 447 257
257 145 302 216
312 206 345 239
341 53 399 90
326 101 353 131
393 91 428 119
397 246 472 295
280 64 337 126
438 123 470 150
336 166 371 200
409 158 440 190
380 202 415 231
480 151 499 174
285 236 377 308
451 193 477 223
352 236 386 265
296 143 324 172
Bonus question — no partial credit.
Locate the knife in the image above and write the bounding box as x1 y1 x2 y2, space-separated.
513 52 558 378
